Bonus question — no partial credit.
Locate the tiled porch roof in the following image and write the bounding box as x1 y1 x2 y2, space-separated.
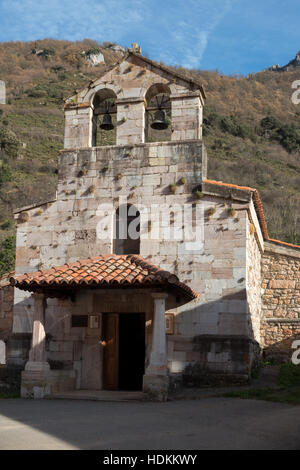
10 255 199 300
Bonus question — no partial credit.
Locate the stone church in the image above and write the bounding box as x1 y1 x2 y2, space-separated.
0 47 299 400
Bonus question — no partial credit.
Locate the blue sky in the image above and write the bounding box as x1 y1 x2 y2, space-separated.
0 0 299 75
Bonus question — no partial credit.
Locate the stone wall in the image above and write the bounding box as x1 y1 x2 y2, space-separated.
0 277 14 340
261 242 300 360
0 276 27 392
246 204 262 343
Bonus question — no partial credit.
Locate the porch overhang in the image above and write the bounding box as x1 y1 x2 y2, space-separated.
10 254 199 302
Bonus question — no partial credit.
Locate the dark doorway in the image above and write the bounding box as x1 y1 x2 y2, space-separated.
118 313 145 391
102 313 145 391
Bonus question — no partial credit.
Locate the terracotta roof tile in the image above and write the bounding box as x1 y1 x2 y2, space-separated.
11 255 199 300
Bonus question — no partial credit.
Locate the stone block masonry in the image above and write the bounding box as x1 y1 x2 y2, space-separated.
261 242 300 360
12 137 262 378
0 280 14 338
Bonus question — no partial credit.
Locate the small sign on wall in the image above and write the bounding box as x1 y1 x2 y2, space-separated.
165 313 175 335
89 315 100 329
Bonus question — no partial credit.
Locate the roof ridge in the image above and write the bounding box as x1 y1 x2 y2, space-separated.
65 51 206 106
127 254 179 280
204 179 256 192
267 238 300 250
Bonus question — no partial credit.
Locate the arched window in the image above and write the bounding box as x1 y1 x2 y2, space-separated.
114 204 140 255
145 83 171 143
92 89 117 147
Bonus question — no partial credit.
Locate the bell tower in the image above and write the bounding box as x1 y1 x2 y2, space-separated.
56 48 207 267
63 50 205 149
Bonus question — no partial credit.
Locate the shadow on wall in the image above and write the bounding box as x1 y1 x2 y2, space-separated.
172 290 259 382
8 288 260 383
263 333 300 363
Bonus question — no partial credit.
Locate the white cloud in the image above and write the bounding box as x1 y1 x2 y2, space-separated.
0 0 144 44
0 0 236 69
156 0 237 68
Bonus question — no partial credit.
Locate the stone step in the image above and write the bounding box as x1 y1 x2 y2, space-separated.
52 390 144 402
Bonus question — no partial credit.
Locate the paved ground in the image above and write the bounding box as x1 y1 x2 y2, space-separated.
0 397 300 450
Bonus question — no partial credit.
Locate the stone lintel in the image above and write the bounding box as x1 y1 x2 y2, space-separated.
170 91 201 100
116 97 145 105
64 103 92 111
60 139 204 153
151 292 168 300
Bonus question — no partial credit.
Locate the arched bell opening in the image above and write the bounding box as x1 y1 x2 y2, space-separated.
92 89 117 147
145 83 171 143
113 204 140 255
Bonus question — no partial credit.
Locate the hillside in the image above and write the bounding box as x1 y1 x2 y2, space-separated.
0 39 299 274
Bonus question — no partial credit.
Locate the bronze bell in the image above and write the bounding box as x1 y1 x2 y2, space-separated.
100 111 114 131
151 109 169 130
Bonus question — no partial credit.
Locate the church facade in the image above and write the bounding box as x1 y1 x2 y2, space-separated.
0 49 299 400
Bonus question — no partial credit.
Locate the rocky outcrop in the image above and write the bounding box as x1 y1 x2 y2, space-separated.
103 43 126 54
83 49 105 66
268 51 300 72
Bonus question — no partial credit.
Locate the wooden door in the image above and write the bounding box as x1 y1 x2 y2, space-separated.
102 313 119 390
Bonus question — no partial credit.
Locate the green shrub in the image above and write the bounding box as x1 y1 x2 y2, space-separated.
220 115 256 141
0 219 13 230
0 127 21 158
203 109 256 141
279 363 300 386
26 86 47 98
0 161 12 183
260 115 281 131
0 235 16 276
276 124 300 153
260 117 300 152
